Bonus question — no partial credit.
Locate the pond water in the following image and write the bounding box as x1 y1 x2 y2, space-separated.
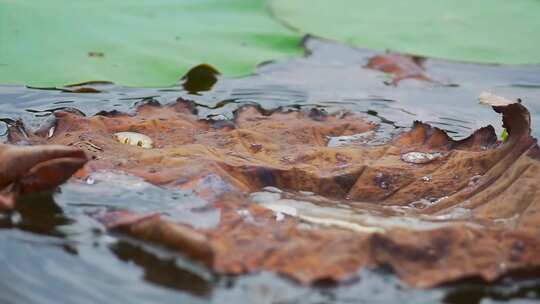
1 37 540 303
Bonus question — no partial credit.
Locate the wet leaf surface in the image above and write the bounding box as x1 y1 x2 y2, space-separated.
7 89 540 288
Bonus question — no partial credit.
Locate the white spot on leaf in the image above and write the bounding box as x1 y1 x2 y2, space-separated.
114 132 153 148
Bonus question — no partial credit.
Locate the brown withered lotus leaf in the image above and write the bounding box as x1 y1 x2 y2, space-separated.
0 144 88 210
8 93 540 288
366 52 431 85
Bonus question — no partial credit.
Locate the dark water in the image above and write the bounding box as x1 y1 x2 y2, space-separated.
1 37 540 303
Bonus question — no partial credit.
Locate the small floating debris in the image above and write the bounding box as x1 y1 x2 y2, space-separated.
47 126 55 138
401 151 445 164
114 132 153 148
479 91 519 107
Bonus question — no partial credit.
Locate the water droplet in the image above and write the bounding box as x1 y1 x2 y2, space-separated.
375 172 391 189
237 209 257 224
422 175 432 182
250 143 262 153
237 209 250 217
409 199 432 209
468 174 482 187
10 212 22 224
401 151 445 164
85 176 95 185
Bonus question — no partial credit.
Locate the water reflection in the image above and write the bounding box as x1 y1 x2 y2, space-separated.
110 241 212 296
0 193 70 238
444 275 540 304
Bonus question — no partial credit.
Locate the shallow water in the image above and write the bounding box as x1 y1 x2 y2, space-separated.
2 37 540 303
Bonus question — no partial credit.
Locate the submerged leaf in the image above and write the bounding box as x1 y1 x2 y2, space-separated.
366 53 430 85
8 93 540 288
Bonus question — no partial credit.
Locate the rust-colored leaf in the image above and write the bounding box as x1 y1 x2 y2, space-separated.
0 144 88 209
366 52 431 85
8 93 540 288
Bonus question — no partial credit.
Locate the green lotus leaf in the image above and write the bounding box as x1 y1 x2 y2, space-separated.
0 0 302 87
268 0 540 64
